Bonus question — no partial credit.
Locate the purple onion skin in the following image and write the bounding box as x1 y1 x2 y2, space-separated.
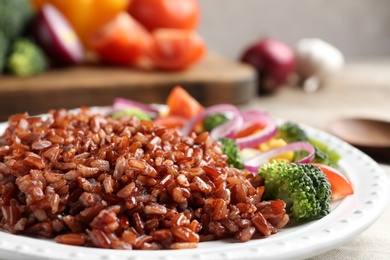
31 4 84 66
241 38 296 94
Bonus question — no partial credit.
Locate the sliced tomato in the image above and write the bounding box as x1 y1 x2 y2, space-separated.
153 115 187 129
87 12 151 66
166 86 203 119
148 29 206 71
233 122 267 139
314 163 354 201
128 0 199 31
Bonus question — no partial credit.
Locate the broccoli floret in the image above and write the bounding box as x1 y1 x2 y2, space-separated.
203 113 229 132
220 138 244 169
309 138 341 166
258 161 331 221
0 0 34 41
0 30 8 72
5 38 48 77
277 122 341 166
277 121 309 143
110 108 152 121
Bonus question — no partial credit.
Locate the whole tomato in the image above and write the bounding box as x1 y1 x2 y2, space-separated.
88 12 152 66
147 29 206 71
128 0 200 31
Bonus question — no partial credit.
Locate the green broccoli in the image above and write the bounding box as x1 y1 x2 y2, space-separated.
258 161 331 221
110 108 152 121
277 122 341 166
309 138 341 166
220 138 244 169
5 38 48 77
277 121 309 143
203 113 229 132
0 30 8 72
0 0 34 41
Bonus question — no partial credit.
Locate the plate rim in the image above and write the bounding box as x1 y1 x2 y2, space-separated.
0 114 388 260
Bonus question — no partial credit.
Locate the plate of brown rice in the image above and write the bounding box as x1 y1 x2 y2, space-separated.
0 108 388 260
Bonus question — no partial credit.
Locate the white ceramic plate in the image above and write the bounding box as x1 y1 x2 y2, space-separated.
0 117 388 260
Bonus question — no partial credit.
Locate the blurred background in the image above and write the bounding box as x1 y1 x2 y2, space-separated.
1 0 390 128
198 0 390 60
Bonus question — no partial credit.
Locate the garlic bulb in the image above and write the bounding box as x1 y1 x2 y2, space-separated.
295 38 344 92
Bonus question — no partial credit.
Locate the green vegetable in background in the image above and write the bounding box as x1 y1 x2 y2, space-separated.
203 113 229 132
110 108 152 121
277 121 341 166
258 161 331 221
6 39 48 77
220 138 244 169
0 0 34 41
0 0 37 74
0 30 8 72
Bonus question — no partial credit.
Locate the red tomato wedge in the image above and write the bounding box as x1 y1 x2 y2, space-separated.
233 122 267 139
314 163 354 201
128 0 200 31
88 12 152 66
153 115 187 129
166 86 203 119
148 29 206 71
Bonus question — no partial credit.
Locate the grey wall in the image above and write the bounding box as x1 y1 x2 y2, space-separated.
198 0 390 61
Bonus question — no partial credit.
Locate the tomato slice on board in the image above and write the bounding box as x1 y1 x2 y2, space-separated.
166 86 203 119
148 29 206 71
87 12 151 66
128 0 200 31
314 163 354 201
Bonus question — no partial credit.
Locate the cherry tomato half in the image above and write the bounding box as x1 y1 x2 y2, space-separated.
128 0 200 31
153 115 187 129
233 122 267 139
166 86 203 119
314 163 354 201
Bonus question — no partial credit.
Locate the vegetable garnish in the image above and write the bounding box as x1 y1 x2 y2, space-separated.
313 163 354 201
243 141 315 173
113 97 160 116
259 162 331 221
235 116 278 149
108 86 354 221
166 85 204 119
181 104 244 139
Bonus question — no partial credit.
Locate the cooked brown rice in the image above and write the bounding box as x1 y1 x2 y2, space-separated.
0 108 289 249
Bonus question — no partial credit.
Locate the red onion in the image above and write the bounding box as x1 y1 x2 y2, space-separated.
181 104 244 139
241 109 269 126
243 141 315 173
31 4 84 66
241 38 296 94
236 118 278 149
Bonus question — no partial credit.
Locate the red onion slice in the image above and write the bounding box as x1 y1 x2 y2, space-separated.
242 109 269 123
181 104 244 138
235 119 278 148
32 4 84 66
113 98 160 116
244 141 315 173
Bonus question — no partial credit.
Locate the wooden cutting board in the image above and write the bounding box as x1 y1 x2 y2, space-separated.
0 54 257 121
